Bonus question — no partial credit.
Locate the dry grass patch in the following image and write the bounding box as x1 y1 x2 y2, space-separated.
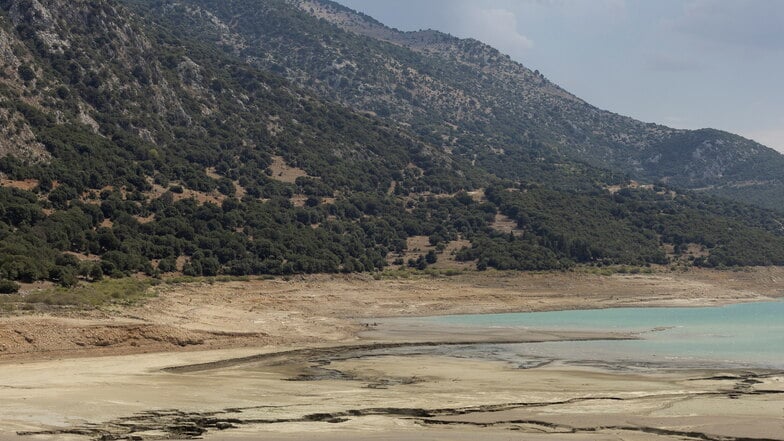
0 278 156 312
134 214 155 224
467 188 485 202
388 236 473 270
206 168 247 199
0 178 38 191
146 182 225 205
269 155 309 183
64 251 101 262
490 213 523 236
430 239 474 270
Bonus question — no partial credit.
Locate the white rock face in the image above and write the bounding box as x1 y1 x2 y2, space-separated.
0 29 20 68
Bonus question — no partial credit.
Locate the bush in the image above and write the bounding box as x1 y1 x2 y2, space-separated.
157 257 177 273
18 65 35 82
79 262 104 281
0 280 20 294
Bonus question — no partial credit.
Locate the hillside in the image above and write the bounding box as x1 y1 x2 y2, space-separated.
139 0 784 210
0 0 783 290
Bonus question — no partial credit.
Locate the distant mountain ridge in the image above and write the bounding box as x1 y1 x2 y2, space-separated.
144 0 784 209
303 0 784 208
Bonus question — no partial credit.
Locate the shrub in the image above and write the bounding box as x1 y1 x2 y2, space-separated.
18 65 35 82
0 280 20 294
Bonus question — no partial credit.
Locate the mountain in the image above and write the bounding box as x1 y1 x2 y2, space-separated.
0 0 783 288
137 0 784 210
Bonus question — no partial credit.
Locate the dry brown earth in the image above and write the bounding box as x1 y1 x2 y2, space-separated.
1 268 782 441
1 267 782 361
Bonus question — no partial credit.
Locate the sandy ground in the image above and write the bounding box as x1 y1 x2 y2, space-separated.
1 342 781 441
0 268 783 440
6 267 783 360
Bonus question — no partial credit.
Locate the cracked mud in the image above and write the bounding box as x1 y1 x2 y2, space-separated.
16 342 784 441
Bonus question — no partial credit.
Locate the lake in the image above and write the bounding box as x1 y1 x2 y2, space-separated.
403 301 784 369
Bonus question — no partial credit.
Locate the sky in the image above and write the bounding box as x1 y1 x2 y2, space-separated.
336 0 784 153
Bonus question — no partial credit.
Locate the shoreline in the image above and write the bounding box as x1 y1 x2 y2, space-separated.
3 267 783 364
1 268 783 440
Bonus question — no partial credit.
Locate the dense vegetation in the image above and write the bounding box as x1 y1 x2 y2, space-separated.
477 186 784 268
0 0 783 290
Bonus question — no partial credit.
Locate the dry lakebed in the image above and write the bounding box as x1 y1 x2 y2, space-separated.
1 268 783 441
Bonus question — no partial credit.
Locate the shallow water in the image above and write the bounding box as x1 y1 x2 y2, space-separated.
402 301 784 369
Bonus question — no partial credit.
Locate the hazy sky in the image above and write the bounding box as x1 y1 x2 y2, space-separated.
336 0 784 153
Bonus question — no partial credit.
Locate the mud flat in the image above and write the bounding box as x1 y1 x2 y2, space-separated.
1 336 782 441
0 268 783 440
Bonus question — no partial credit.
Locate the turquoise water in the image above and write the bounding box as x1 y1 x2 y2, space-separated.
413 301 784 369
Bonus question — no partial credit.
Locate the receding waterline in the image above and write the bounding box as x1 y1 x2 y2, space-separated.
406 301 784 369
